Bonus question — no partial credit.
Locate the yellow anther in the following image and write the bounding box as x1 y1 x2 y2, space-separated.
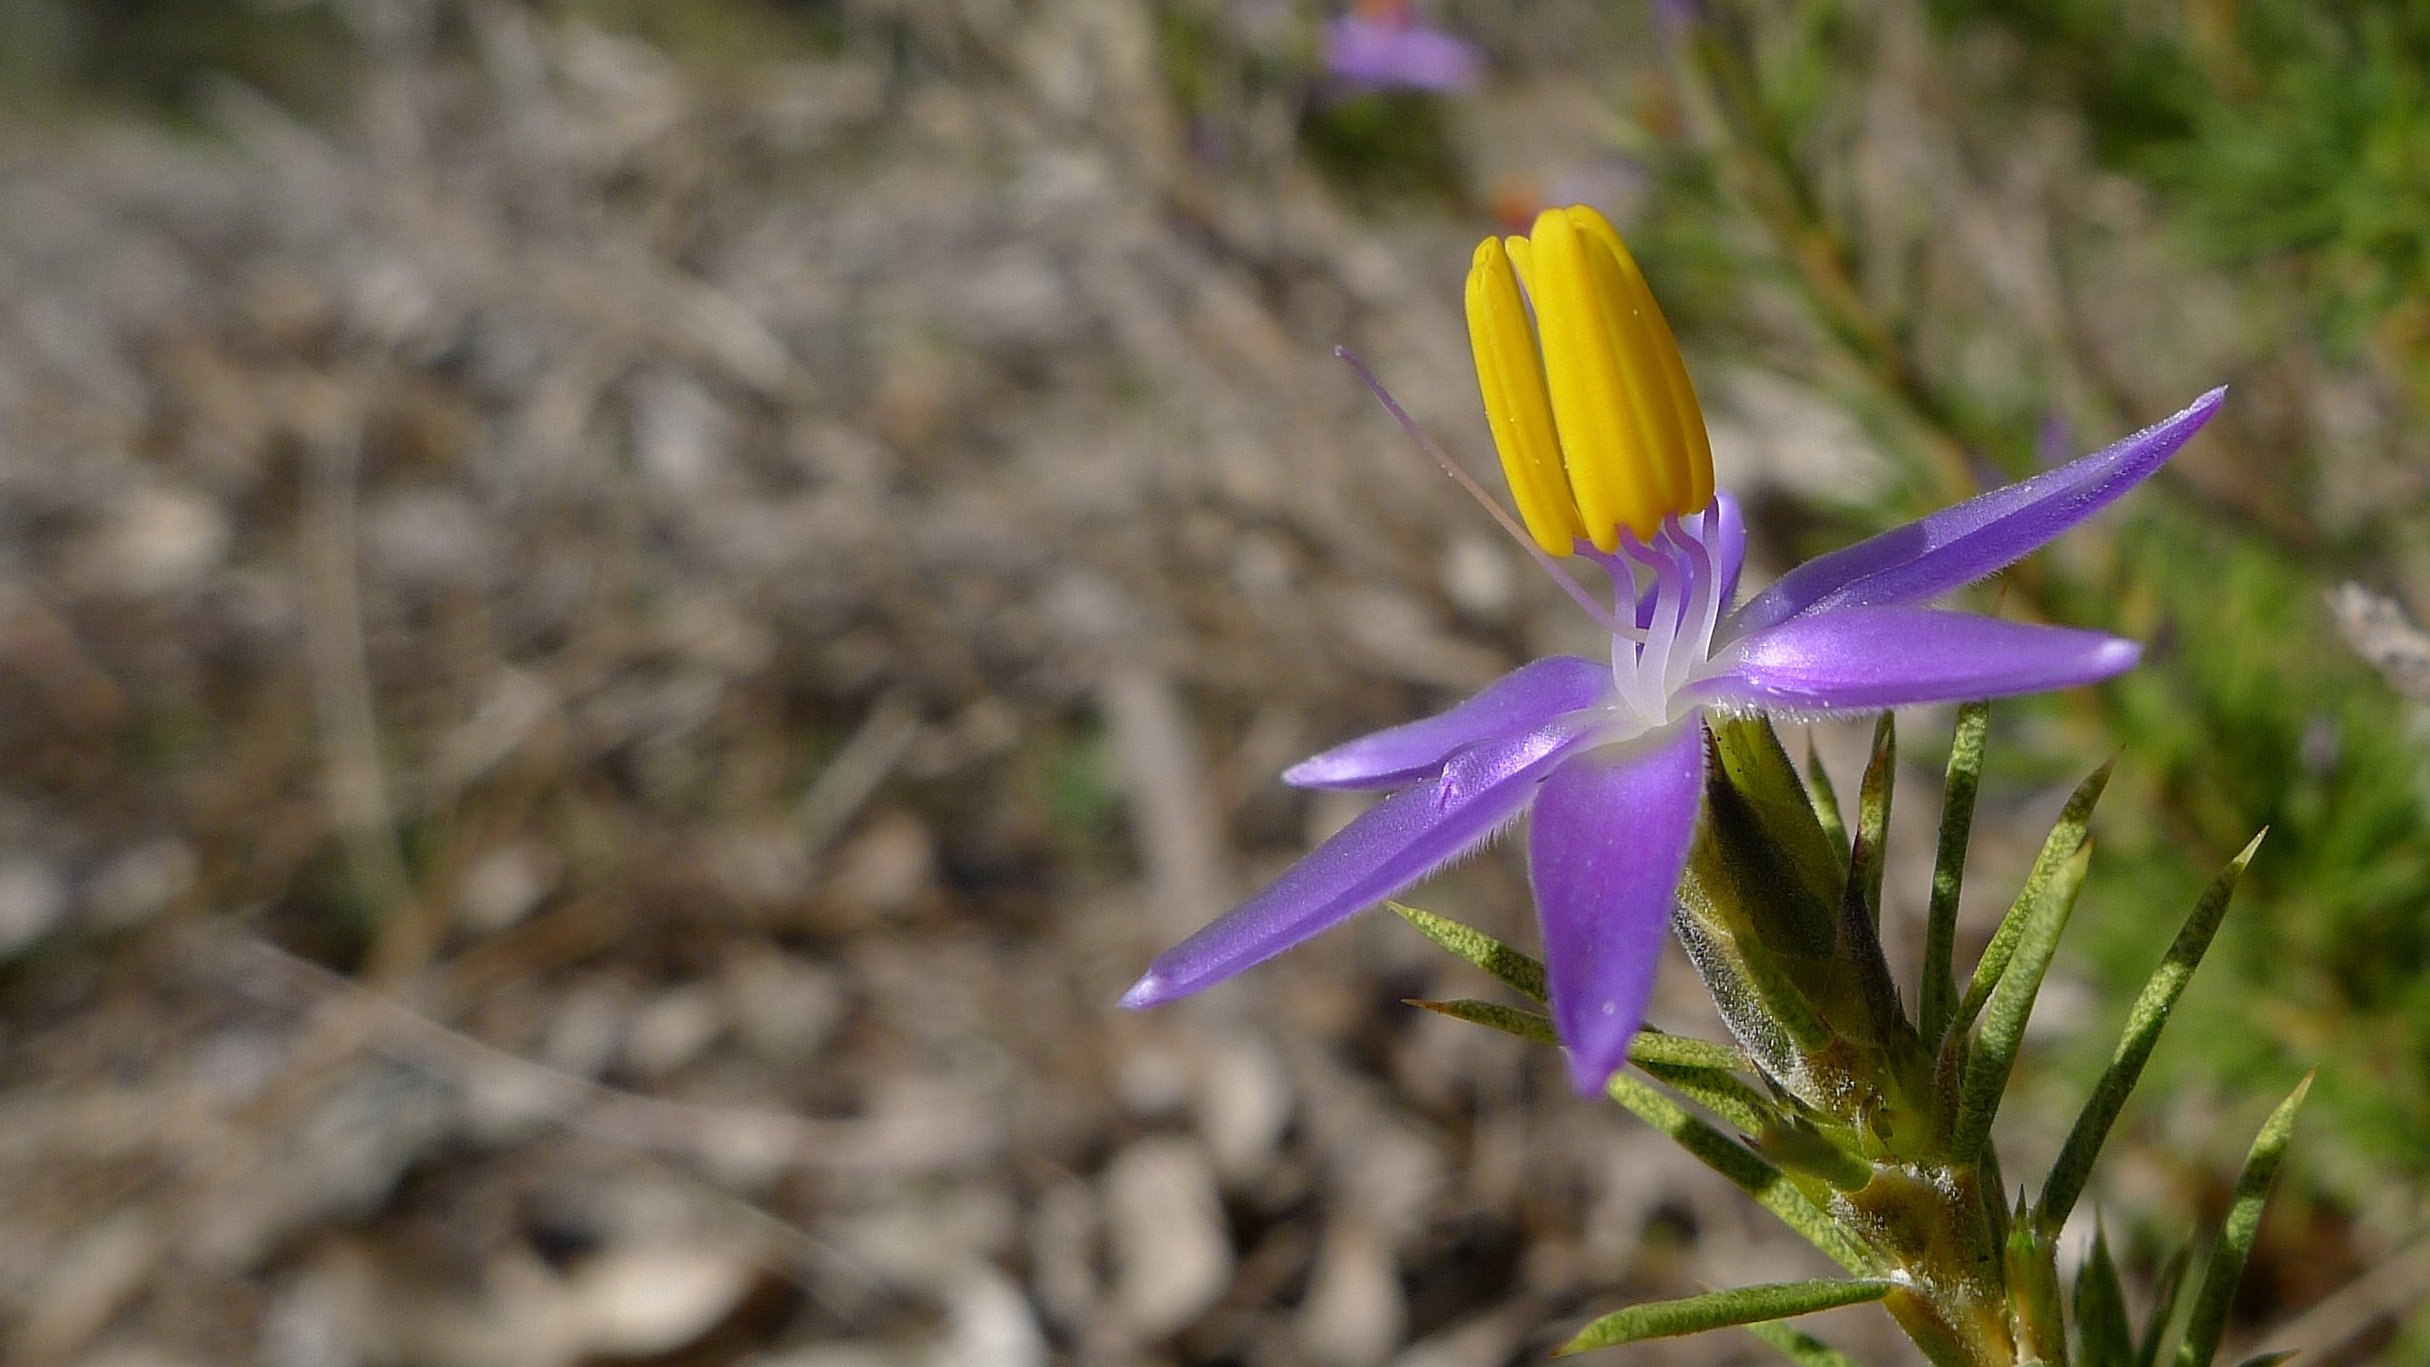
1466 239 1584 555
1461 205 1714 554
1569 208 1714 513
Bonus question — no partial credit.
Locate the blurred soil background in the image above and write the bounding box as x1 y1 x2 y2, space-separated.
0 0 2426 1364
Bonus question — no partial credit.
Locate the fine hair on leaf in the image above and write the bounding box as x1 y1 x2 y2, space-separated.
1920 700 1989 1045
2175 1074 2313 1367
1390 901 1547 1001
2037 831 2264 1233
1556 1280 1894 1355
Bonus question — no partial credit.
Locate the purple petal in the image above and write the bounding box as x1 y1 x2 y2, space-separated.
1729 388 2224 635
1284 656 1609 790
1122 721 1588 1008
1700 608 2141 712
1322 16 1484 92
1528 723 1705 1094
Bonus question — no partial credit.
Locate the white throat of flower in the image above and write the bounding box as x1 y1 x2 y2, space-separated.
1588 514 1731 735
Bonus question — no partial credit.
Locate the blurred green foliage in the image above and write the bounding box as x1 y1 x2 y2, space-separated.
0 0 350 117
1675 0 2430 1250
1934 0 2430 379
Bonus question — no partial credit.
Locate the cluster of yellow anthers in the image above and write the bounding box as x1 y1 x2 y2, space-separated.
1466 205 1715 556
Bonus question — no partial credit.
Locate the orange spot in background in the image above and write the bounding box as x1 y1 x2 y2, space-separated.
1487 177 1545 234
1352 0 1411 22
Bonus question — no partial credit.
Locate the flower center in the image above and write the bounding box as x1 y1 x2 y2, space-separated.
1466 206 1715 555
1587 512 1731 730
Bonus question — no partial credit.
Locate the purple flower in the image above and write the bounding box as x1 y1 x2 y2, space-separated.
1321 13 1483 93
1121 204 2222 1095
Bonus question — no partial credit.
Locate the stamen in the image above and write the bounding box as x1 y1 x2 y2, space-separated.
1639 535 1686 711
1667 516 1722 697
1466 239 1586 556
1336 348 1633 638
1528 209 1664 546
1569 209 1714 513
1617 535 1676 720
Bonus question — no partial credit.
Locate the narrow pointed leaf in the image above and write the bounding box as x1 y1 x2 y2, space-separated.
1955 758 2112 1038
1746 1320 1867 1367
2137 1243 2194 1367
2038 832 2266 1233
2176 1075 2314 1367
1920 700 1989 1045
1953 839 2094 1162
1629 1028 1758 1073
1409 1004 1761 1085
1837 715 1912 1049
2228 1353 2297 1367
2075 1221 2133 1367
1805 737 1849 871
1409 997 1560 1045
1390 902 1547 1001
1605 1071 1875 1273
1849 714 1894 929
1638 1059 1779 1137
1556 1280 1895 1355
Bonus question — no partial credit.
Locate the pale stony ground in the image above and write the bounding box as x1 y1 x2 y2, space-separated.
0 1 2398 1365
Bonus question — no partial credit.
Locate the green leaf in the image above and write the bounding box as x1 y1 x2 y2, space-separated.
1848 714 1894 930
1836 714 1912 1051
2037 832 2266 1233
2136 1243 2194 1367
1556 1280 1895 1355
2075 1221 2134 1367
1406 1002 1758 1078
2227 1353 2297 1367
1604 1071 1875 1274
2176 1074 2314 1367
1745 1320 1867 1367
1389 902 1546 1001
1638 1058 1780 1137
1408 997 1559 1045
1806 737 1849 871
1952 839 2094 1163
1919 700 1989 1046
1953 757 2112 1039
1629 1029 1758 1073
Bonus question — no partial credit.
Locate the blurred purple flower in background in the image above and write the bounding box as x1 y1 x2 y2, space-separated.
1124 205 2224 1095
1321 0 1483 93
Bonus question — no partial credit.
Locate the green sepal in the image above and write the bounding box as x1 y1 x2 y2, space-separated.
1837 714 1917 1061
1953 758 2112 1039
1806 737 1850 873
1848 714 1893 930
1676 719 1847 1090
2136 1243 2194 1367
2037 831 2265 1234
2074 1220 2133 1367
1746 1318 1868 1367
1919 700 1989 1046
1389 901 1546 1002
1705 717 1847 961
1604 1070 1875 1274
2175 1073 2314 1367
1555 1280 1894 1355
